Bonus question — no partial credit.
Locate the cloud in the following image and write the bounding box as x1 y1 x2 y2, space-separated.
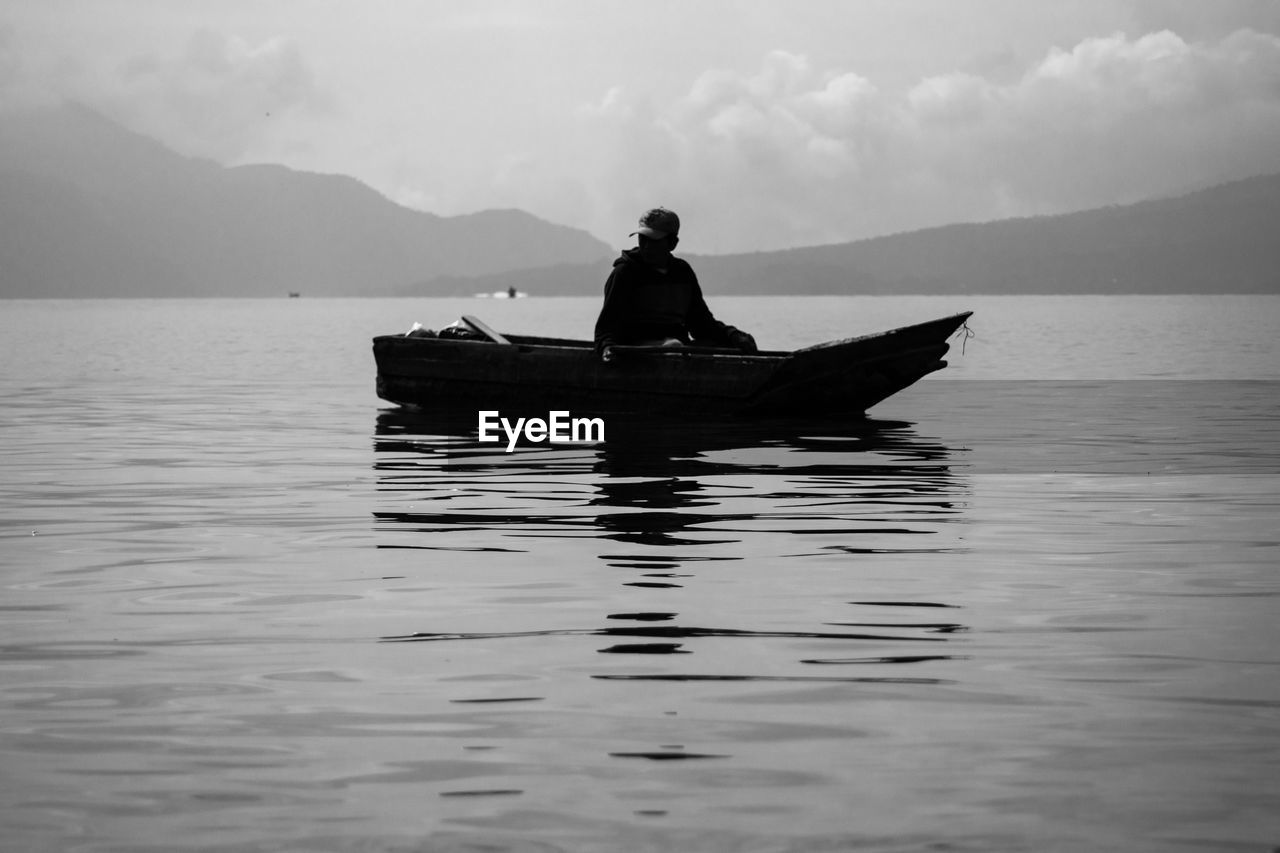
0 19 73 112
97 30 333 162
0 21 13 84
1127 0 1280 40
910 29 1280 214
7 11 1279 254
0 23 332 162
0 36 23 114
551 29 1280 252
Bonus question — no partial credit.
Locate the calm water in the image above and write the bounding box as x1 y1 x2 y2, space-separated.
2 295 1279 852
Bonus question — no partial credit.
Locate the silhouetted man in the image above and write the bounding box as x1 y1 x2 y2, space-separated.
594 207 757 362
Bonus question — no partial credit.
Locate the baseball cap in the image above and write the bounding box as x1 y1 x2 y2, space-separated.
631 207 680 239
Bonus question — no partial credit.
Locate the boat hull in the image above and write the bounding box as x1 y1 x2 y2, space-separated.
373 312 971 417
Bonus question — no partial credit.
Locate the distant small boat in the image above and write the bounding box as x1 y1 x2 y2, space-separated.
475 288 526 299
373 312 972 417
288 292 301 298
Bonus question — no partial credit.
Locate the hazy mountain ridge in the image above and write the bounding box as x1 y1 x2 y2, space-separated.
3 104 1277 297
419 173 1280 296
0 104 611 297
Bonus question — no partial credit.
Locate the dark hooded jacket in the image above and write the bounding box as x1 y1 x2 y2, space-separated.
593 248 741 353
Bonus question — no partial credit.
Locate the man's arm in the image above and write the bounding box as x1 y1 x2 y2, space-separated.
593 269 626 358
683 266 757 352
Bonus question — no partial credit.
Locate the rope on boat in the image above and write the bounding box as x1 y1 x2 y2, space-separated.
951 320 975 355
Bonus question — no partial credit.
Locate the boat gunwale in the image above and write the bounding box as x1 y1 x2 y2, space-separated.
374 334 791 361
374 311 972 361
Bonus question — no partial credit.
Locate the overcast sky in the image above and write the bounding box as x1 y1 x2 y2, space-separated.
3 0 1280 253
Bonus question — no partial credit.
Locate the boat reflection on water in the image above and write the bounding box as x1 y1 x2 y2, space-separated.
373 409 963 529
372 408 971 670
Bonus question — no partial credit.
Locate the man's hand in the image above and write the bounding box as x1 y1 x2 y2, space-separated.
600 345 615 363
729 330 758 353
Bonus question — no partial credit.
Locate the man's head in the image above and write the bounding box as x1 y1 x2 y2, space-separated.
631 207 680 264
632 207 680 240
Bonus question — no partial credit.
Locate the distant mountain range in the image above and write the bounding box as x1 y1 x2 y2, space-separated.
2 103 1278 297
0 104 611 297
425 173 1280 296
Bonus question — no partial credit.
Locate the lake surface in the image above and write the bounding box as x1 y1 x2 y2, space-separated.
2 295 1279 852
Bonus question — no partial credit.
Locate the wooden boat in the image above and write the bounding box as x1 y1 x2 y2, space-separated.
372 312 972 417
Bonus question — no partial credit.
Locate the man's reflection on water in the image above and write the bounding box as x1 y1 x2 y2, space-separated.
583 417 964 584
